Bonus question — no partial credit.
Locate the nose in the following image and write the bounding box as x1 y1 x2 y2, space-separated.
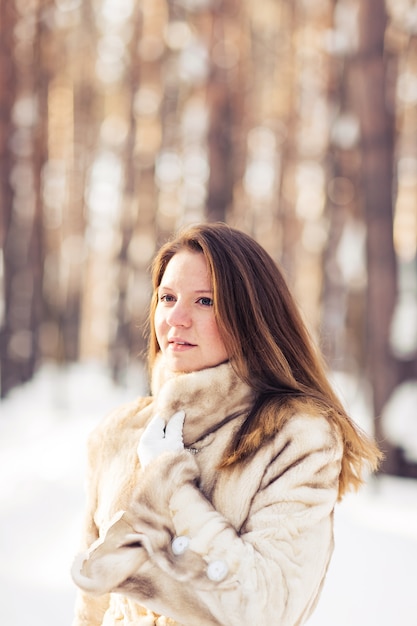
166 300 191 328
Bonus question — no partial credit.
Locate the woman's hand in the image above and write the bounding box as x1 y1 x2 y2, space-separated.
137 410 185 468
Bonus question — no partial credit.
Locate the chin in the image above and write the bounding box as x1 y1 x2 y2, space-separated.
165 357 207 374
164 357 195 374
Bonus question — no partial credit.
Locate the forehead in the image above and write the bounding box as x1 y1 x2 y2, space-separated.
160 250 211 287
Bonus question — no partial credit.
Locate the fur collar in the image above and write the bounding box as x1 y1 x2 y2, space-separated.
150 355 254 447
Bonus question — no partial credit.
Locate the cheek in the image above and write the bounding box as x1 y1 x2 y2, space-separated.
206 319 227 352
154 308 166 341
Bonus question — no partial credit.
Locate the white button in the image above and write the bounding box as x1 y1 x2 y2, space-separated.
207 559 228 582
171 535 190 555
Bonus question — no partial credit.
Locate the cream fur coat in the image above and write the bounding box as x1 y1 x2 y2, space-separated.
71 357 343 626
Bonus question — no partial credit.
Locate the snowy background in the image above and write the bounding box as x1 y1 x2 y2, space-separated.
1 362 417 626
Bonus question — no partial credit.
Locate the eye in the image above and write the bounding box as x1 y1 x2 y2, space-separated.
197 296 213 307
159 293 176 303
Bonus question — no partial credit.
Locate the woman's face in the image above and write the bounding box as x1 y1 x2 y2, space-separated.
154 250 229 372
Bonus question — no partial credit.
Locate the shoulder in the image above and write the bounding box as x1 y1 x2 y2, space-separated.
84 396 154 511
263 394 343 454
273 408 343 464
280 409 342 453
258 410 343 495
215 409 343 529
87 395 153 457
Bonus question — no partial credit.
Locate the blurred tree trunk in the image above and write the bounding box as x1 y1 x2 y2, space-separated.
29 4 48 375
0 1 18 396
206 80 233 222
276 3 298 281
321 1 366 376
351 0 398 471
206 0 248 230
59 0 97 362
0 0 16 255
111 5 143 382
0 2 46 396
206 21 234 224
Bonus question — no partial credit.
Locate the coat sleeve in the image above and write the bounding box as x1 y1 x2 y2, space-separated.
79 414 343 626
71 427 110 626
71 397 152 626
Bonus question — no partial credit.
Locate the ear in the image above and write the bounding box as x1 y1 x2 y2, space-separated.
71 515 146 595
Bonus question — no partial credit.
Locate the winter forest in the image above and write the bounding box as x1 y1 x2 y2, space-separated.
0 0 417 625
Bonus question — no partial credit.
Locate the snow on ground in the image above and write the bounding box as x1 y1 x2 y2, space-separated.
0 363 417 626
381 380 417 463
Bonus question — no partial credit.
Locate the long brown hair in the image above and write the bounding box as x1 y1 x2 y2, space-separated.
148 222 381 498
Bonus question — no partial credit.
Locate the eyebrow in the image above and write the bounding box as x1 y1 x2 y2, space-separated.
158 285 213 294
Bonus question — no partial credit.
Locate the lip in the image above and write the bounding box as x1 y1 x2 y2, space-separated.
168 337 197 351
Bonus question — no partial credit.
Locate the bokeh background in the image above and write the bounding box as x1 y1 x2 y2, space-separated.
1 1 417 624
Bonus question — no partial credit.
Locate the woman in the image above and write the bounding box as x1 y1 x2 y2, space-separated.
71 223 381 626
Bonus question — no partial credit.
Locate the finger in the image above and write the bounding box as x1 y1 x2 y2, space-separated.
142 415 165 440
165 410 185 441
